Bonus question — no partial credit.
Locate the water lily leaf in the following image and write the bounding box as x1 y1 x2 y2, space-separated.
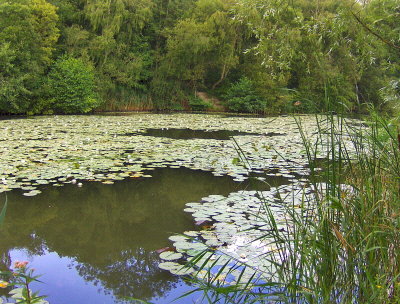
168 235 189 242
183 231 199 237
174 241 196 251
102 181 114 185
188 242 208 250
169 266 195 276
23 190 41 197
158 261 195 275
158 262 180 271
159 251 183 261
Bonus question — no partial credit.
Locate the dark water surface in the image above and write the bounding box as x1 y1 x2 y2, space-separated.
124 128 261 140
0 168 288 304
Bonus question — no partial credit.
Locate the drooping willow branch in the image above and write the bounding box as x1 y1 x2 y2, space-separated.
351 11 400 50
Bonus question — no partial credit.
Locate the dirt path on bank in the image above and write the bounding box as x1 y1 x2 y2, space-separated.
196 91 225 112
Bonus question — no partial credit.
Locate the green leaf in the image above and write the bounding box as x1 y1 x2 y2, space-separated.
232 157 240 165
0 198 7 226
328 196 344 212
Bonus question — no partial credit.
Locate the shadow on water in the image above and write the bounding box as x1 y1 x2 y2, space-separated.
0 168 290 304
0 115 30 121
123 128 261 140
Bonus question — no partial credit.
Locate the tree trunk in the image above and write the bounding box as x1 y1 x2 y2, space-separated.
212 63 228 90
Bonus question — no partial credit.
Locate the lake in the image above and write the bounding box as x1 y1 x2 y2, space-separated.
0 113 361 303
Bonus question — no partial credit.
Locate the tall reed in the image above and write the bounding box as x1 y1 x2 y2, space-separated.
187 111 400 303
0 197 6 226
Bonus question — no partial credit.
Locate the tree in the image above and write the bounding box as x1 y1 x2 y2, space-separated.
231 0 385 112
47 56 99 113
83 0 155 101
357 0 400 110
223 77 266 113
158 0 245 95
0 0 59 113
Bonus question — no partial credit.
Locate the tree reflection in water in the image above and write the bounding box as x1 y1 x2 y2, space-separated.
0 168 279 302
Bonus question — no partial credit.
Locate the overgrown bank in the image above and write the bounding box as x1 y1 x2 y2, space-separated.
0 0 398 115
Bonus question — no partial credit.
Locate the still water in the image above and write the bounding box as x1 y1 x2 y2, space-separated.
137 128 260 140
0 167 288 303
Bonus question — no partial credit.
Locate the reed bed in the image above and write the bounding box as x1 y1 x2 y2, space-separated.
188 112 400 304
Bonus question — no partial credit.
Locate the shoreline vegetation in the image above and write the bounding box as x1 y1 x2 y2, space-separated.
0 0 398 116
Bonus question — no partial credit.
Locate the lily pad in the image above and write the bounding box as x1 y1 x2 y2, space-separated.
158 262 194 275
23 190 41 196
159 251 183 261
168 235 190 242
0 114 363 194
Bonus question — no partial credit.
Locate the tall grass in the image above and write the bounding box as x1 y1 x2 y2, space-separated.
188 111 400 303
98 89 155 112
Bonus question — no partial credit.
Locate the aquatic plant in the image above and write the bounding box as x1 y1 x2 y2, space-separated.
160 112 400 303
1 114 360 196
0 261 48 304
0 198 6 226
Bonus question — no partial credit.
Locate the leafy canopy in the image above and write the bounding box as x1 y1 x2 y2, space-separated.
0 0 59 114
47 56 99 113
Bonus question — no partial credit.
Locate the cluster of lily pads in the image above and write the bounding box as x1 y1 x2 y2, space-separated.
0 113 367 290
158 182 318 284
0 114 364 197
0 113 369 301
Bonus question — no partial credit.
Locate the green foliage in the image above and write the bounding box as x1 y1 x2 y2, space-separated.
47 56 99 113
361 0 400 112
186 112 400 303
0 0 59 114
223 77 266 113
0 0 399 113
0 262 48 304
149 71 188 110
84 0 154 93
231 0 399 113
0 199 7 226
158 0 245 99
188 96 211 111
169 102 185 111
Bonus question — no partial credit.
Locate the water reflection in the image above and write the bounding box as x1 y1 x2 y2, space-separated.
124 128 260 140
0 168 288 303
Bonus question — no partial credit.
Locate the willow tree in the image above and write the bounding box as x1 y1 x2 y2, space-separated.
54 0 155 106
85 0 154 98
357 0 400 110
231 0 382 112
156 0 247 103
0 0 59 113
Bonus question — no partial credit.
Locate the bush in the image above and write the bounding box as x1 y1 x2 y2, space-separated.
188 96 211 111
223 77 267 113
48 56 99 114
170 102 185 111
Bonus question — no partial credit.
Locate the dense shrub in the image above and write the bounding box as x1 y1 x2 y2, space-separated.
48 56 99 113
188 96 211 111
223 77 266 113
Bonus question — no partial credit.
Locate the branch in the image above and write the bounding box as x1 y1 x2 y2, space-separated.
351 11 400 50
